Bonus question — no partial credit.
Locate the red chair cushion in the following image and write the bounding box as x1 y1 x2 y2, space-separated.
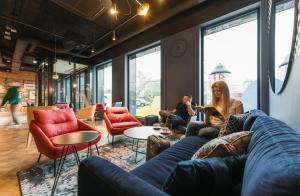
33 108 78 138
107 113 132 123
106 107 129 114
112 121 142 128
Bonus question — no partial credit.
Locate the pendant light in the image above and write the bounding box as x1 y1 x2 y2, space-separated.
52 36 59 80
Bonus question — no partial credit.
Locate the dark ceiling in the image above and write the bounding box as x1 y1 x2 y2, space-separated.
0 0 204 72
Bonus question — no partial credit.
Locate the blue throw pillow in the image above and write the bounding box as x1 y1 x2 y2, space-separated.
219 113 251 137
163 155 247 196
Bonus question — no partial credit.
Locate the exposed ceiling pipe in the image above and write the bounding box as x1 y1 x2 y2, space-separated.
11 39 28 72
74 0 207 59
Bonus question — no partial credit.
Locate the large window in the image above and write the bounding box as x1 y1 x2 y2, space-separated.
64 77 71 103
96 62 112 106
202 11 258 111
128 45 161 115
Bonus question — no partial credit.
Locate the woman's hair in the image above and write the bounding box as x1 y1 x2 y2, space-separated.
211 80 231 117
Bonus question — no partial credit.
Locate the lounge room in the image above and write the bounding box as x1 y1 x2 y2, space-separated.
0 0 299 195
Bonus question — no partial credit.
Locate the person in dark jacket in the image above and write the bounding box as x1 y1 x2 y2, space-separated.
1 86 21 125
159 95 196 130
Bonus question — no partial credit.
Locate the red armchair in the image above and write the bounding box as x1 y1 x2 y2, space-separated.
103 107 142 144
30 108 101 175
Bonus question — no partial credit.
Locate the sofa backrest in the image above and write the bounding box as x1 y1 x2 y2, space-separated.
242 115 300 196
105 107 132 123
33 108 78 138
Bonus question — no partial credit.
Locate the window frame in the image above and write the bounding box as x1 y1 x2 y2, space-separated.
95 61 112 105
200 8 261 115
126 43 161 114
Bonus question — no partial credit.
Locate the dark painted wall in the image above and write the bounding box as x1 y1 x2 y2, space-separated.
112 55 125 105
161 27 199 109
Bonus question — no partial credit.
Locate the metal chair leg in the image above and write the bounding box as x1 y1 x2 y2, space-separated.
95 144 100 155
53 159 56 177
37 153 42 163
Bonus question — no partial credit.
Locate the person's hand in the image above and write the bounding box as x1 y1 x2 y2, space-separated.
185 101 191 107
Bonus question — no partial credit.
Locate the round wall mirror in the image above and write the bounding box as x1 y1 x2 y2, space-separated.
270 0 298 94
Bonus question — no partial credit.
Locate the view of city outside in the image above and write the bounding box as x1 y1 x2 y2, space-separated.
275 0 295 92
203 12 258 112
128 46 161 115
96 63 112 107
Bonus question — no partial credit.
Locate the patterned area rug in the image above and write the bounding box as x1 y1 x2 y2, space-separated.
17 139 146 196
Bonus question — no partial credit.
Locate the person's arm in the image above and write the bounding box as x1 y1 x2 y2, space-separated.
186 101 195 116
1 94 8 107
235 101 244 114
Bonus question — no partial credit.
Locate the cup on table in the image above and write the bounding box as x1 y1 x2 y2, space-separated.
153 123 161 130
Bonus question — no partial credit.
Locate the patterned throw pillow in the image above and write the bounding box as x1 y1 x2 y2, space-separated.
218 113 251 137
191 131 252 159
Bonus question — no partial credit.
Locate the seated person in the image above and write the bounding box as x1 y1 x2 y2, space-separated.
186 81 244 138
159 95 196 131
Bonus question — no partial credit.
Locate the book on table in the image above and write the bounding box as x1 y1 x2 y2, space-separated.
195 105 222 117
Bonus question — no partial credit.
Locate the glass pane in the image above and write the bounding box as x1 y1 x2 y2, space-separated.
96 62 112 106
128 46 161 116
79 72 85 108
65 77 70 103
274 0 295 92
203 12 258 111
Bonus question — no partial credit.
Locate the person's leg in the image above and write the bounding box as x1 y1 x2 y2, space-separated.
167 114 186 130
159 110 172 124
10 105 20 125
186 121 210 137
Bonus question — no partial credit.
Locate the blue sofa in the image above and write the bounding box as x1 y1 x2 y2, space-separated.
78 110 300 196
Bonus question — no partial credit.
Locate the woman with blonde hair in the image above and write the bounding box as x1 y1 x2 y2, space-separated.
186 80 244 137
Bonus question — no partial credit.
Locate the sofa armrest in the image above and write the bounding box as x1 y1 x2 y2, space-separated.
78 156 168 196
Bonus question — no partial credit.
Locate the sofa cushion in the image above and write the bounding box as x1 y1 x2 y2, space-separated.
192 131 252 159
163 155 247 196
112 121 141 128
131 136 211 189
242 116 300 196
107 113 132 123
33 108 78 138
243 109 267 131
219 113 251 137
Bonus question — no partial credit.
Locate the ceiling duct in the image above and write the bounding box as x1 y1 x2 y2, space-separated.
11 37 79 72
51 0 112 21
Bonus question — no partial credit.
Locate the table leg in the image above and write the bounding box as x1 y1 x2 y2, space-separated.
51 145 69 196
89 142 92 156
132 138 135 151
72 145 80 165
135 139 139 163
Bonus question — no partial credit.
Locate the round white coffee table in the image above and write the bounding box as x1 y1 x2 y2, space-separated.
124 126 161 162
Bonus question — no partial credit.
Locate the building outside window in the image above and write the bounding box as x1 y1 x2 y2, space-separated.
202 11 258 111
128 45 161 116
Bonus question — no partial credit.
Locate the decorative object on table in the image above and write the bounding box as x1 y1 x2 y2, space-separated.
104 107 142 145
17 140 145 196
192 131 252 159
163 155 247 196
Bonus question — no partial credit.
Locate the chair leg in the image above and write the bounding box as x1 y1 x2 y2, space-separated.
95 144 100 155
37 153 42 163
26 132 32 148
112 136 114 146
53 159 56 177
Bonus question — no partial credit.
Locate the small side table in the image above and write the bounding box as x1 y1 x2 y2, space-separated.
51 131 99 196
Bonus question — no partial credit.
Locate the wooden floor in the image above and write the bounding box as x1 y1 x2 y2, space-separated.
0 121 108 196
